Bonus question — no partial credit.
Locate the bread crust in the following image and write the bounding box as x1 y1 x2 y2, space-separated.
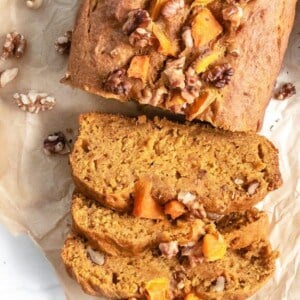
64 0 297 131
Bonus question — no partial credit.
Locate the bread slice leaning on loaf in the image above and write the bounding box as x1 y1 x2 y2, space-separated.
62 235 277 299
70 113 282 214
72 191 270 257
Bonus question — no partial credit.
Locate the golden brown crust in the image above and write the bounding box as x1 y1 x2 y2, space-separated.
70 113 282 214
64 0 297 132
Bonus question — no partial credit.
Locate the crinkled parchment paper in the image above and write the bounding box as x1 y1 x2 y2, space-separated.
0 1 299 299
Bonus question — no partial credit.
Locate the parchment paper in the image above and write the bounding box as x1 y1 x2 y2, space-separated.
0 1 299 299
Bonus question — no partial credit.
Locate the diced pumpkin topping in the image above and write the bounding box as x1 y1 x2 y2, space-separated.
145 278 170 300
184 293 200 300
127 55 150 83
164 200 186 219
202 233 227 262
185 90 217 120
195 49 224 74
150 0 169 20
191 0 214 8
191 8 223 48
133 178 165 220
152 23 178 56
165 93 186 109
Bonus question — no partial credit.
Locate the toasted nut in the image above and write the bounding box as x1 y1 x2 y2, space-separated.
13 91 56 113
161 0 185 20
159 241 179 258
247 181 260 195
26 0 43 9
210 276 226 292
0 68 18 88
202 233 227 262
87 246 105 266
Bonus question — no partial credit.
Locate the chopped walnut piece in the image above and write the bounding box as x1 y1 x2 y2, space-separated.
13 91 56 113
26 0 43 9
129 28 153 48
181 67 202 103
151 86 168 106
0 68 18 88
55 31 72 55
201 63 234 88
246 181 260 196
43 132 71 155
210 276 226 292
274 83 296 100
182 27 194 49
1 32 27 60
103 69 132 96
161 0 185 20
159 241 179 258
222 4 243 29
87 246 105 266
234 178 244 185
164 57 186 90
139 87 153 104
122 9 151 35
181 242 204 267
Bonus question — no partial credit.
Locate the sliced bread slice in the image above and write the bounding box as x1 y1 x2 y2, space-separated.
72 192 269 256
62 235 277 299
70 113 282 214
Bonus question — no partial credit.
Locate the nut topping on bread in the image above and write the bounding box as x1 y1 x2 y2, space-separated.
161 0 185 20
210 276 226 292
129 28 153 48
1 32 27 60
103 69 132 96
222 4 244 30
122 9 151 35
159 241 179 258
201 63 234 88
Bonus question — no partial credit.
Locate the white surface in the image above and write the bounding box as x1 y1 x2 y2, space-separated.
0 223 65 300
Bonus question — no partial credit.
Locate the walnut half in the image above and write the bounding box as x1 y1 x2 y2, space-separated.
1 32 27 60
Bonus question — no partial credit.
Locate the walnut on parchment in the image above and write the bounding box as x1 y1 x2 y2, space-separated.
13 91 56 113
1 32 27 60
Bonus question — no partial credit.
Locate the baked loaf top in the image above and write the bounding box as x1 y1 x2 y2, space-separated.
72 191 269 256
62 235 277 299
64 0 296 131
70 113 282 213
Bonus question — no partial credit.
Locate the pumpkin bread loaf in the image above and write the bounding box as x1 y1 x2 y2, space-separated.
70 113 282 213
64 0 297 131
62 235 277 299
72 191 269 256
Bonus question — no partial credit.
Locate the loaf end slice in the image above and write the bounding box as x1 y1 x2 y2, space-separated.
70 113 282 214
61 235 277 299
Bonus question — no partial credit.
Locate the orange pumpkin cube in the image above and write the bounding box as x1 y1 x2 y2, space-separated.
133 178 165 220
191 8 223 48
164 200 186 219
145 278 170 300
127 55 150 83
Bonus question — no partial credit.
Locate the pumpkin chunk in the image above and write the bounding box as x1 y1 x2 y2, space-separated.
152 23 178 56
145 278 170 300
133 177 165 220
127 55 150 83
191 0 214 8
202 233 227 262
164 200 186 219
191 8 223 48
195 49 224 74
186 90 217 120
184 293 200 300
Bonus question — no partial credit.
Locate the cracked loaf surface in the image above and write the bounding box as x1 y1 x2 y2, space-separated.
64 0 296 131
70 113 282 214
